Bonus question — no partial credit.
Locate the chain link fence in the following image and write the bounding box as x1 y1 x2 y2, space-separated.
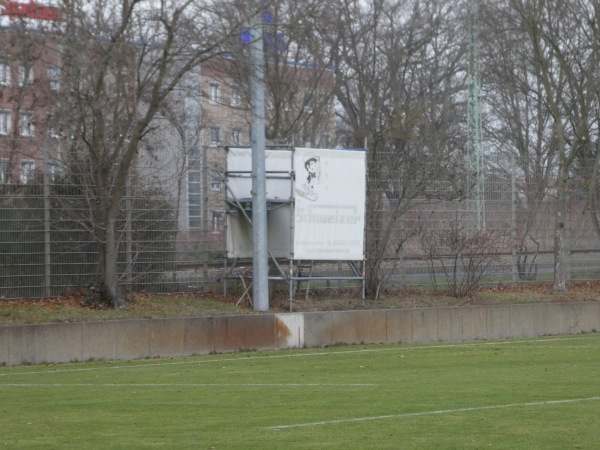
2 153 600 299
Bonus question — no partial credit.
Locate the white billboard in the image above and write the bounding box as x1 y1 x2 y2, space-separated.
225 147 366 261
293 148 366 260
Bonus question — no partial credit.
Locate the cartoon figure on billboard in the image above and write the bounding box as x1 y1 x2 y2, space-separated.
296 154 320 201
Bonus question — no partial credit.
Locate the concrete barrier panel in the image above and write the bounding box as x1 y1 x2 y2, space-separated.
0 326 9 364
244 314 276 351
510 304 535 338
150 318 186 358
462 307 487 341
116 320 152 360
559 303 598 335
356 310 388 344
213 316 248 352
275 314 304 349
329 311 360 345
183 317 214 355
534 304 561 336
303 312 333 347
487 306 511 340
82 321 117 362
570 302 600 333
412 309 438 343
386 309 414 343
2 302 600 366
44 322 83 363
437 308 464 342
9 325 46 365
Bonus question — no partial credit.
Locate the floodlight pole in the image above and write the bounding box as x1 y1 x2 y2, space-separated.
249 3 269 311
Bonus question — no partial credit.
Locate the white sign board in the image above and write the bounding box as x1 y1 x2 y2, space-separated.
227 147 292 202
293 148 366 260
225 147 366 261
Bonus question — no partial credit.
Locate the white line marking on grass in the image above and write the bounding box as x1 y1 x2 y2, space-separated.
1 335 597 377
0 383 377 388
269 396 600 430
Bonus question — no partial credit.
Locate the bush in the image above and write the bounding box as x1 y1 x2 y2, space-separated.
418 220 507 297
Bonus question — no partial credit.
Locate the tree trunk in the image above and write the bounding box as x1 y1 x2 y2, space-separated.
98 216 121 307
553 152 568 291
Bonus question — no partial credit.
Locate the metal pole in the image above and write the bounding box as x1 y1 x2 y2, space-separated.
43 139 51 298
249 3 269 311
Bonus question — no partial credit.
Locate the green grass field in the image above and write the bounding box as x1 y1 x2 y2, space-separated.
1 334 599 449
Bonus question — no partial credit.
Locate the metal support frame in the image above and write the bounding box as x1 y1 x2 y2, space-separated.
222 146 366 311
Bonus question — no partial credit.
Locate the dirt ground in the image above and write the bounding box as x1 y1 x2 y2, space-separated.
265 280 600 312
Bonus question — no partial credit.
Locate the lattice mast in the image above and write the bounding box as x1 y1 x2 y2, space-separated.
467 0 485 230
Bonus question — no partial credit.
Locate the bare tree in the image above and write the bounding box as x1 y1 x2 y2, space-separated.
321 0 468 298
502 0 599 291
483 1 558 280
211 0 336 146
51 0 242 304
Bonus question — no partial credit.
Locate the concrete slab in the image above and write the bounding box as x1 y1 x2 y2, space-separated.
534 303 561 336
0 326 10 365
116 319 152 360
437 307 464 342
303 312 333 347
569 302 600 333
150 318 185 358
412 308 437 343
82 320 117 362
244 314 276 351
44 322 83 363
183 317 214 356
386 309 414 343
329 311 360 345
487 305 511 340
3 301 599 366
462 307 487 341
275 314 304 349
510 304 535 338
356 310 388 344
9 325 46 365
212 315 247 353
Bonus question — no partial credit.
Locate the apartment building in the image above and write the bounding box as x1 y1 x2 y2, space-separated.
0 10 336 259
0 25 62 185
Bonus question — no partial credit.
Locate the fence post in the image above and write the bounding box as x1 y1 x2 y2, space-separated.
511 156 518 286
43 139 51 297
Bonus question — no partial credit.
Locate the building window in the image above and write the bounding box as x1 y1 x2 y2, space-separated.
0 159 9 184
303 92 313 112
210 126 220 146
0 110 10 135
211 173 221 191
47 162 60 182
47 65 60 91
0 58 10 86
232 128 241 145
19 112 34 137
211 211 223 234
18 63 33 87
188 145 202 229
20 160 34 184
320 133 330 148
208 83 219 104
230 86 241 107
47 114 60 138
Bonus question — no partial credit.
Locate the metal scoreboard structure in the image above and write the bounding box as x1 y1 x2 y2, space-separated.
223 146 366 307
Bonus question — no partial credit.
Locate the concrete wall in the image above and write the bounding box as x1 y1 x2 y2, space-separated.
1 302 599 366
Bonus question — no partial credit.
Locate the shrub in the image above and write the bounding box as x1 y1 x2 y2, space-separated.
418 220 507 297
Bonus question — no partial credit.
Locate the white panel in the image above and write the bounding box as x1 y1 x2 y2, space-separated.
275 313 304 348
293 148 366 260
226 147 292 201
